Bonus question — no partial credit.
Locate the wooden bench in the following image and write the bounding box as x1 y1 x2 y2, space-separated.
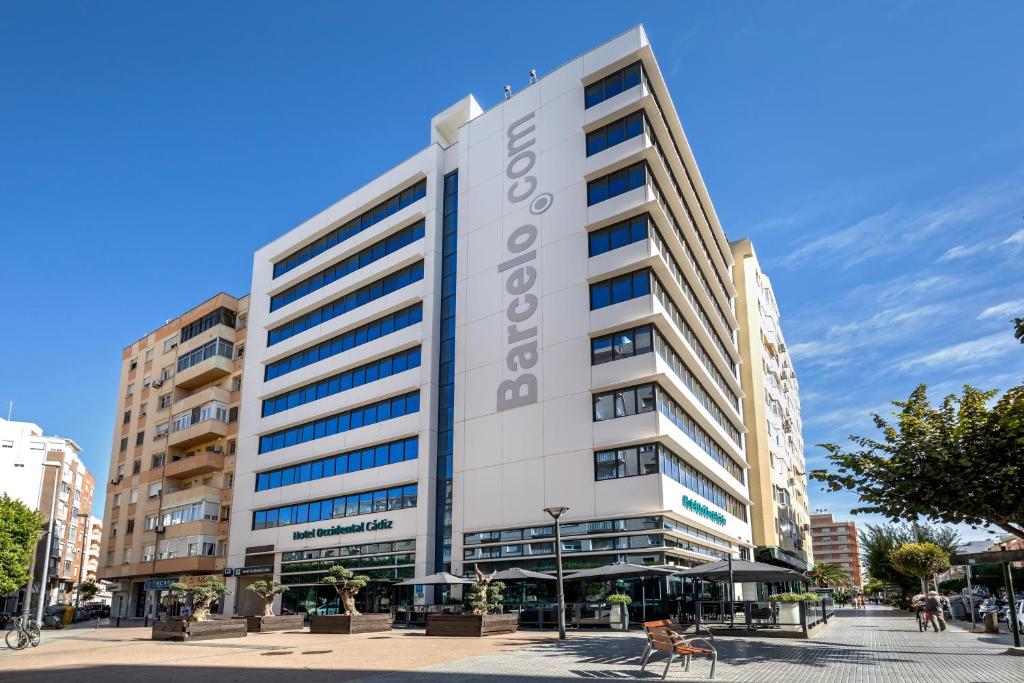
640 619 717 680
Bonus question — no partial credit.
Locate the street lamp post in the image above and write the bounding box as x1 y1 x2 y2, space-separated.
544 506 569 640
73 512 90 612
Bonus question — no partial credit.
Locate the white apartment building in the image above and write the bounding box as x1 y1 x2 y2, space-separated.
225 26 752 616
732 239 812 571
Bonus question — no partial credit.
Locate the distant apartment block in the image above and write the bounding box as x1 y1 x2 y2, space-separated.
731 239 812 571
0 417 94 612
99 293 248 619
810 511 862 587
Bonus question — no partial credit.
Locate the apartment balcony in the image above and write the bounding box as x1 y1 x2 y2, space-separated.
167 418 229 449
153 555 221 575
175 354 233 390
160 485 223 509
174 385 231 414
164 450 226 480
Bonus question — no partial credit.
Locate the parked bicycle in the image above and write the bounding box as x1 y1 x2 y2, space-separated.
5 615 41 650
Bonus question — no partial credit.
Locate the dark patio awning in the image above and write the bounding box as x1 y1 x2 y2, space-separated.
394 571 474 586
564 562 679 580
672 559 804 583
489 568 557 582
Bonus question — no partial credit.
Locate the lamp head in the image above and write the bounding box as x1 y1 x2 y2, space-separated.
544 506 569 520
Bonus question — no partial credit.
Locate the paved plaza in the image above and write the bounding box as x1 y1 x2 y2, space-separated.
1 607 1020 682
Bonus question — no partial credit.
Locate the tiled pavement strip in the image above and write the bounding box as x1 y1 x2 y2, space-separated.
368 606 1023 683
1 606 1020 682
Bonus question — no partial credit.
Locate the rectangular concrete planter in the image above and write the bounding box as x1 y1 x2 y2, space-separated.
244 614 306 633
152 618 248 641
425 613 519 637
309 613 393 634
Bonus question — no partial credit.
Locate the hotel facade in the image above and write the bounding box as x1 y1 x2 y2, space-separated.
224 26 759 615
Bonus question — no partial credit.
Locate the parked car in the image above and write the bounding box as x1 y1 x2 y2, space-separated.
81 603 110 619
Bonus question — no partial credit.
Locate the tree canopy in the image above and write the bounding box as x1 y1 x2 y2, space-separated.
0 495 42 595
247 579 287 617
859 522 961 596
321 565 369 615
807 563 852 588
811 383 1024 540
889 542 951 593
466 566 505 615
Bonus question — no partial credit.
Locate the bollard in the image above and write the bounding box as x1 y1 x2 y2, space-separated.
984 612 999 634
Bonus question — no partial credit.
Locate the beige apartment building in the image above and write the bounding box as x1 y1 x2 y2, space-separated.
100 292 248 619
731 239 812 572
810 511 863 587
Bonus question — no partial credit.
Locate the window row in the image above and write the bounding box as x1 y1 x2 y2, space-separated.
273 179 427 278
180 307 237 343
171 401 230 432
584 61 643 109
588 213 649 257
281 553 416 574
587 161 647 206
594 444 659 480
281 538 415 562
252 484 417 530
660 444 747 520
650 274 740 402
270 220 425 312
257 391 420 454
464 516 661 546
177 338 233 373
647 211 736 371
592 382 743 484
255 437 418 491
464 534 664 560
267 261 424 346
586 110 645 157
262 346 421 417
280 566 414 585
589 268 651 310
148 535 220 561
264 304 422 382
147 500 220 529
591 323 739 443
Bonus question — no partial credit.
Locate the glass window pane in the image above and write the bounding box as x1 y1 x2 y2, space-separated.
637 385 655 412
594 394 614 421
592 336 613 365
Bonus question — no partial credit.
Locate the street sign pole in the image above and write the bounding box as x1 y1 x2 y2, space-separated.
1002 561 1020 648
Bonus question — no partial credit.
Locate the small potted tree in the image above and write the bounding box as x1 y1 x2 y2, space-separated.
309 565 391 634
426 567 517 636
76 580 100 618
607 593 632 631
152 577 245 641
243 579 303 632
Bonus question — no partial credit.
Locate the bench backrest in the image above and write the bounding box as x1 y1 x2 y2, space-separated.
642 619 677 653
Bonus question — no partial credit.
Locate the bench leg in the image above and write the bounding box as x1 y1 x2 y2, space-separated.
640 645 651 672
662 653 674 680
709 652 717 680
684 654 691 672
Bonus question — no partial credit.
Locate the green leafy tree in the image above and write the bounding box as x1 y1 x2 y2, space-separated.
246 579 287 617
811 383 1024 541
807 563 852 588
889 542 951 594
860 522 961 596
77 580 100 603
0 495 42 595
320 565 369 615
862 578 885 596
169 578 231 622
466 566 505 615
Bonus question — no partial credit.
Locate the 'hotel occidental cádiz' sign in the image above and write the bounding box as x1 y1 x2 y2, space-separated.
292 518 393 541
682 496 727 526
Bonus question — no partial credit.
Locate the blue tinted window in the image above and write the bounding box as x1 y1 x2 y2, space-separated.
252 483 419 531
587 163 648 206
584 62 644 109
273 179 426 279
257 391 420 454
268 263 424 347
264 304 422 381
589 269 653 311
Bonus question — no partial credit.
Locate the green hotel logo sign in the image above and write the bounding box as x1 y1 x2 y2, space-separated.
292 518 393 541
682 496 726 526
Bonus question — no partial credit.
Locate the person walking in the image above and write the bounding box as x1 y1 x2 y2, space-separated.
925 591 946 632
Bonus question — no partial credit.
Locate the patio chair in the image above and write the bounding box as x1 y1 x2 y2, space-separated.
640 619 717 680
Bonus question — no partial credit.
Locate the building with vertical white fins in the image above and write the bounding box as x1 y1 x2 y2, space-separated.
225 26 754 616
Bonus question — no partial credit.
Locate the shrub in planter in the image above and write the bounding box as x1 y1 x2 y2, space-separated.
607 593 632 630
170 578 231 623
426 567 517 637
309 565 391 634
242 579 303 632
466 567 506 616
247 579 287 618
154 578 245 641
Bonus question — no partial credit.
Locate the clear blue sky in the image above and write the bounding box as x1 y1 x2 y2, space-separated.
2 2 1021 541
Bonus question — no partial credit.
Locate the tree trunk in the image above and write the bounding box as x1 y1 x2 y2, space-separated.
192 597 213 623
919 577 927 595
340 590 361 616
263 599 275 617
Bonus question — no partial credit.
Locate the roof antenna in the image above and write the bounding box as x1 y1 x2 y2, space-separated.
528 69 537 84
503 84 512 100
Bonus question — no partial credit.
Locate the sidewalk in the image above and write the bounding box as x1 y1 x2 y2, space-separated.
1 606 1020 682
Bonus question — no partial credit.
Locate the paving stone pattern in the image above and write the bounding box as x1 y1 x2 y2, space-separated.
371 607 1023 683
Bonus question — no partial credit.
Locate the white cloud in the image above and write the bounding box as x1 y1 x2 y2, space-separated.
895 332 1016 371
939 243 987 262
1003 228 1024 246
978 299 1024 321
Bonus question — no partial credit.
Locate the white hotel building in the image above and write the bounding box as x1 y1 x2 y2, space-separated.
225 26 752 615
